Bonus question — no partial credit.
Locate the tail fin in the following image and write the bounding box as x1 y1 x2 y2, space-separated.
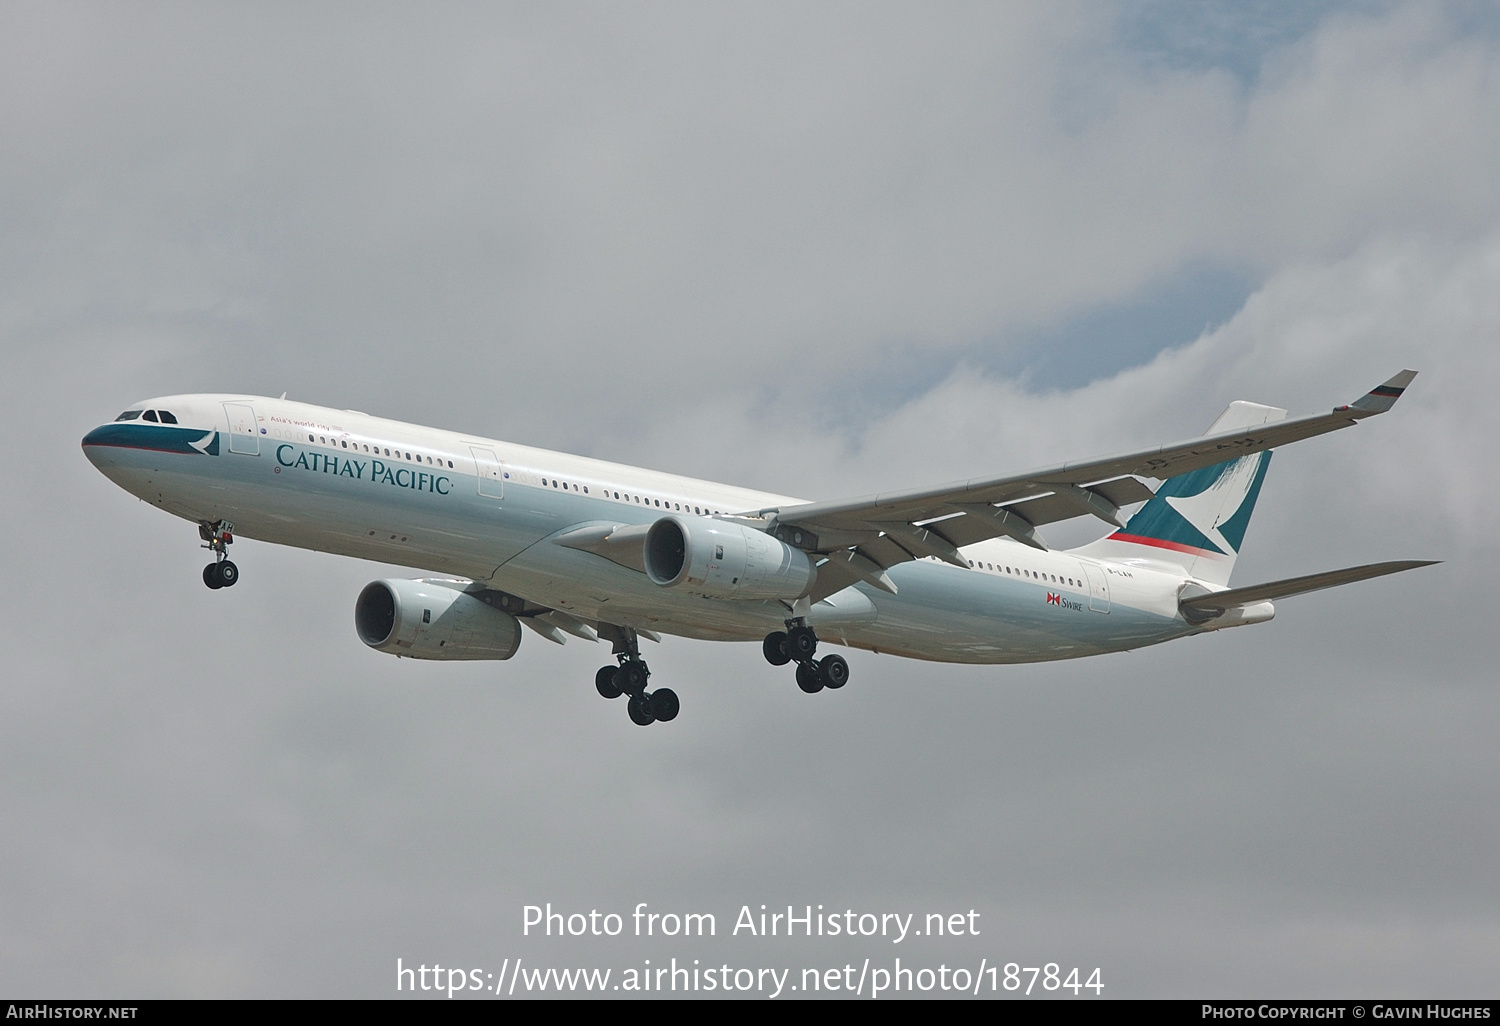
1073 401 1285 585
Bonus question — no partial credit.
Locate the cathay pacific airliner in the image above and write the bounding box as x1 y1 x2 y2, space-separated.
81 371 1434 726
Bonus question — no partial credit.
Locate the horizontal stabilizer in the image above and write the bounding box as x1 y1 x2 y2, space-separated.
1180 559 1438 613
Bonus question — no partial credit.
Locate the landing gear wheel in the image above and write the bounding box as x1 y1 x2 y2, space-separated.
627 692 656 726
762 631 791 666
786 625 818 662
617 661 648 696
595 665 623 700
199 521 236 589
819 654 849 689
795 660 825 694
649 688 680 722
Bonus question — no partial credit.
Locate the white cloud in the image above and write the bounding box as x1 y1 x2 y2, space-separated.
2 1 1498 997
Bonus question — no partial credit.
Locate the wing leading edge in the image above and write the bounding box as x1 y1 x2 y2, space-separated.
761 371 1417 601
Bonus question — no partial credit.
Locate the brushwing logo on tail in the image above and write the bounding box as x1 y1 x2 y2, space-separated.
1112 451 1271 557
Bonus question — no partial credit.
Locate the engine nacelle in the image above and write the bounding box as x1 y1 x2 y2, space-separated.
644 515 814 600
354 578 522 660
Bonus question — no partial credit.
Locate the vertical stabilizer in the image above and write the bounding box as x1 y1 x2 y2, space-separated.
1071 401 1286 585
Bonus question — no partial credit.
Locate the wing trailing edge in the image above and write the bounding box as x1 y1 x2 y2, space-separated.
765 370 1420 593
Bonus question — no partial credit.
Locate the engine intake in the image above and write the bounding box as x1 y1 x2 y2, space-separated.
355 578 522 660
643 515 813 600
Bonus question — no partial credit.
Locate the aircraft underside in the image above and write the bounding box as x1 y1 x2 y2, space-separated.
82 374 1432 726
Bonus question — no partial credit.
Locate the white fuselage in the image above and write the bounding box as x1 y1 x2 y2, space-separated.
83 394 1223 664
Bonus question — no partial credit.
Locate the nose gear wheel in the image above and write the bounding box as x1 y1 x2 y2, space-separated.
199 521 238 589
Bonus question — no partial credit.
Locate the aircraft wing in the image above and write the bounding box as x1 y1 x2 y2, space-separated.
1179 560 1438 613
759 371 1416 599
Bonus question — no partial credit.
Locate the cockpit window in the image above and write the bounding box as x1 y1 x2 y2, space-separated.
158 410 178 424
142 410 160 423
115 410 142 421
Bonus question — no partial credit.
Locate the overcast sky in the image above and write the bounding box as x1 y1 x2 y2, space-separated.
2 0 1497 999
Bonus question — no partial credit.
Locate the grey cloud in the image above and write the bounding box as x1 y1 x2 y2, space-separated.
1 1 1496 998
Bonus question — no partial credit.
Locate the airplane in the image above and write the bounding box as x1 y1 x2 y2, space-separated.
81 371 1435 727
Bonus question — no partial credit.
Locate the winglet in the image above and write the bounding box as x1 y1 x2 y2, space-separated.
1344 369 1417 417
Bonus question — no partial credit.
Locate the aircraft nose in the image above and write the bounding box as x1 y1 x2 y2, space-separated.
81 424 118 467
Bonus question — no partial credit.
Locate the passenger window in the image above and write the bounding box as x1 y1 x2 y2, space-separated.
142 410 159 422
341 440 348 448
583 486 588 494
115 411 142 421
158 410 178 424
447 460 453 468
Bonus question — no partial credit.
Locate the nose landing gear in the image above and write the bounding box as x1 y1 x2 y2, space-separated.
199 521 238 589
765 621 850 695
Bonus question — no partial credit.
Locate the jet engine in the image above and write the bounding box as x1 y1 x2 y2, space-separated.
643 515 814 600
354 578 522 659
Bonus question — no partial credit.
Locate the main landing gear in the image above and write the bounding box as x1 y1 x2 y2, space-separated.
594 626 678 727
763 621 849 694
199 520 239 590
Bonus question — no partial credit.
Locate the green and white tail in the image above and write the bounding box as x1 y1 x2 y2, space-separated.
1073 401 1285 586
